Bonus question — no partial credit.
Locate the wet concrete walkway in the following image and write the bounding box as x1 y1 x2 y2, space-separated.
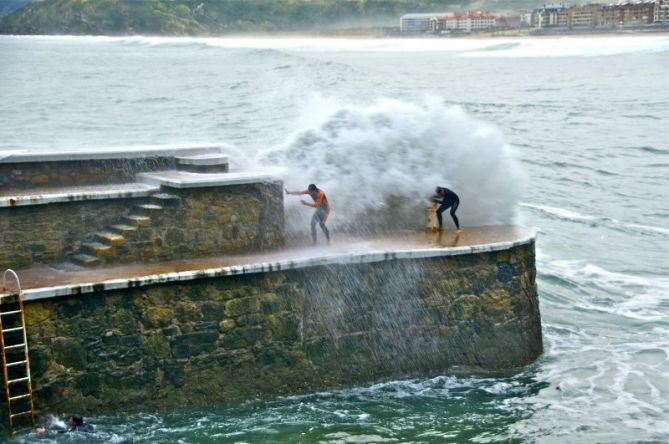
3 225 534 300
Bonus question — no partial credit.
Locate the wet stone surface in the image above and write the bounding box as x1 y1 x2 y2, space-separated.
2 234 542 424
13 225 532 292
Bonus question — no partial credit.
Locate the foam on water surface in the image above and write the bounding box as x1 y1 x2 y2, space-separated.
8 35 669 58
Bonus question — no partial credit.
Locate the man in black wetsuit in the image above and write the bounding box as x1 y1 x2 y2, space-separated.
36 414 95 434
68 414 94 432
433 186 462 233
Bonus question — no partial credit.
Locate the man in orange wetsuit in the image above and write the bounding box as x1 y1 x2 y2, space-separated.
286 183 331 245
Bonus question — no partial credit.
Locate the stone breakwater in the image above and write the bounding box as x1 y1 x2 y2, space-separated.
3 239 540 421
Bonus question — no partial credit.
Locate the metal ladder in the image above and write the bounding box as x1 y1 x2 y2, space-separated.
0 269 35 436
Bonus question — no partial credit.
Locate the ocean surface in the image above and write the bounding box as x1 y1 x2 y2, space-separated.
1 35 668 443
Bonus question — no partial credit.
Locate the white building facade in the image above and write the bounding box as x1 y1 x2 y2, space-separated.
400 13 450 32
439 12 497 32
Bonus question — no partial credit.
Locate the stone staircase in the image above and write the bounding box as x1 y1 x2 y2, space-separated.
68 151 229 267
70 193 181 267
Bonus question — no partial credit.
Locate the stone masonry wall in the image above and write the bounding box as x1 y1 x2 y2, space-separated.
110 183 284 265
2 241 541 426
0 158 175 190
0 199 131 269
0 182 284 270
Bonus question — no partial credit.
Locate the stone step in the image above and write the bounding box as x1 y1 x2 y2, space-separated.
122 214 152 226
176 153 229 173
95 231 126 246
71 254 101 267
133 203 163 216
110 224 138 235
82 242 114 257
151 193 181 205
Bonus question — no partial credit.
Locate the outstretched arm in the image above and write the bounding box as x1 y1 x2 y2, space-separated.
285 188 309 196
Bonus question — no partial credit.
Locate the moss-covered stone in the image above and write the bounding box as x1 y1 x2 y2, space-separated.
449 294 481 320
11 241 540 426
144 333 170 359
482 288 512 320
170 331 218 358
201 301 226 321
268 314 300 343
225 296 261 318
142 307 174 328
52 337 87 371
176 301 201 323
29 348 48 378
220 326 261 350
77 372 101 397
24 301 51 325
218 318 236 333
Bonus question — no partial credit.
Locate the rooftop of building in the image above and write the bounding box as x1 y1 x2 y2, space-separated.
400 12 454 19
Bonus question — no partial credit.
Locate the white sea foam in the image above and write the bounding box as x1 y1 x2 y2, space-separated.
461 36 669 58
523 203 669 239
521 203 597 223
541 258 669 321
525 326 669 442
7 35 669 58
626 223 669 236
256 96 525 231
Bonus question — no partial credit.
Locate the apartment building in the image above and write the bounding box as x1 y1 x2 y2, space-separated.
655 0 669 23
400 13 450 32
566 4 603 27
431 11 497 32
536 1 662 28
533 3 567 27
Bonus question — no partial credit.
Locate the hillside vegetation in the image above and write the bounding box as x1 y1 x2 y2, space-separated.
0 0 542 35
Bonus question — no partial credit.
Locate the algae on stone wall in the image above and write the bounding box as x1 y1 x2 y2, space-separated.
10 241 541 421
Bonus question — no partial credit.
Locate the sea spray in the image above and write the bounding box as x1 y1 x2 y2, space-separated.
256 97 526 233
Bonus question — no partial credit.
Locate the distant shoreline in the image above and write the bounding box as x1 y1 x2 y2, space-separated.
1 29 667 39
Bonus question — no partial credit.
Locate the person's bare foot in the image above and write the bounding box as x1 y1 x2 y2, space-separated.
455 228 462 234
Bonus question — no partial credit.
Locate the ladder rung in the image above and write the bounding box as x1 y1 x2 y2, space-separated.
2 326 24 333
9 410 33 418
8 376 30 384
9 393 31 401
11 427 34 435
5 360 27 367
3 343 25 350
0 310 21 316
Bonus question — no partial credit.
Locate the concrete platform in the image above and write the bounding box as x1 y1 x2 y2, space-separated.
1 225 534 301
136 170 280 188
0 183 159 206
176 153 229 166
0 144 223 163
